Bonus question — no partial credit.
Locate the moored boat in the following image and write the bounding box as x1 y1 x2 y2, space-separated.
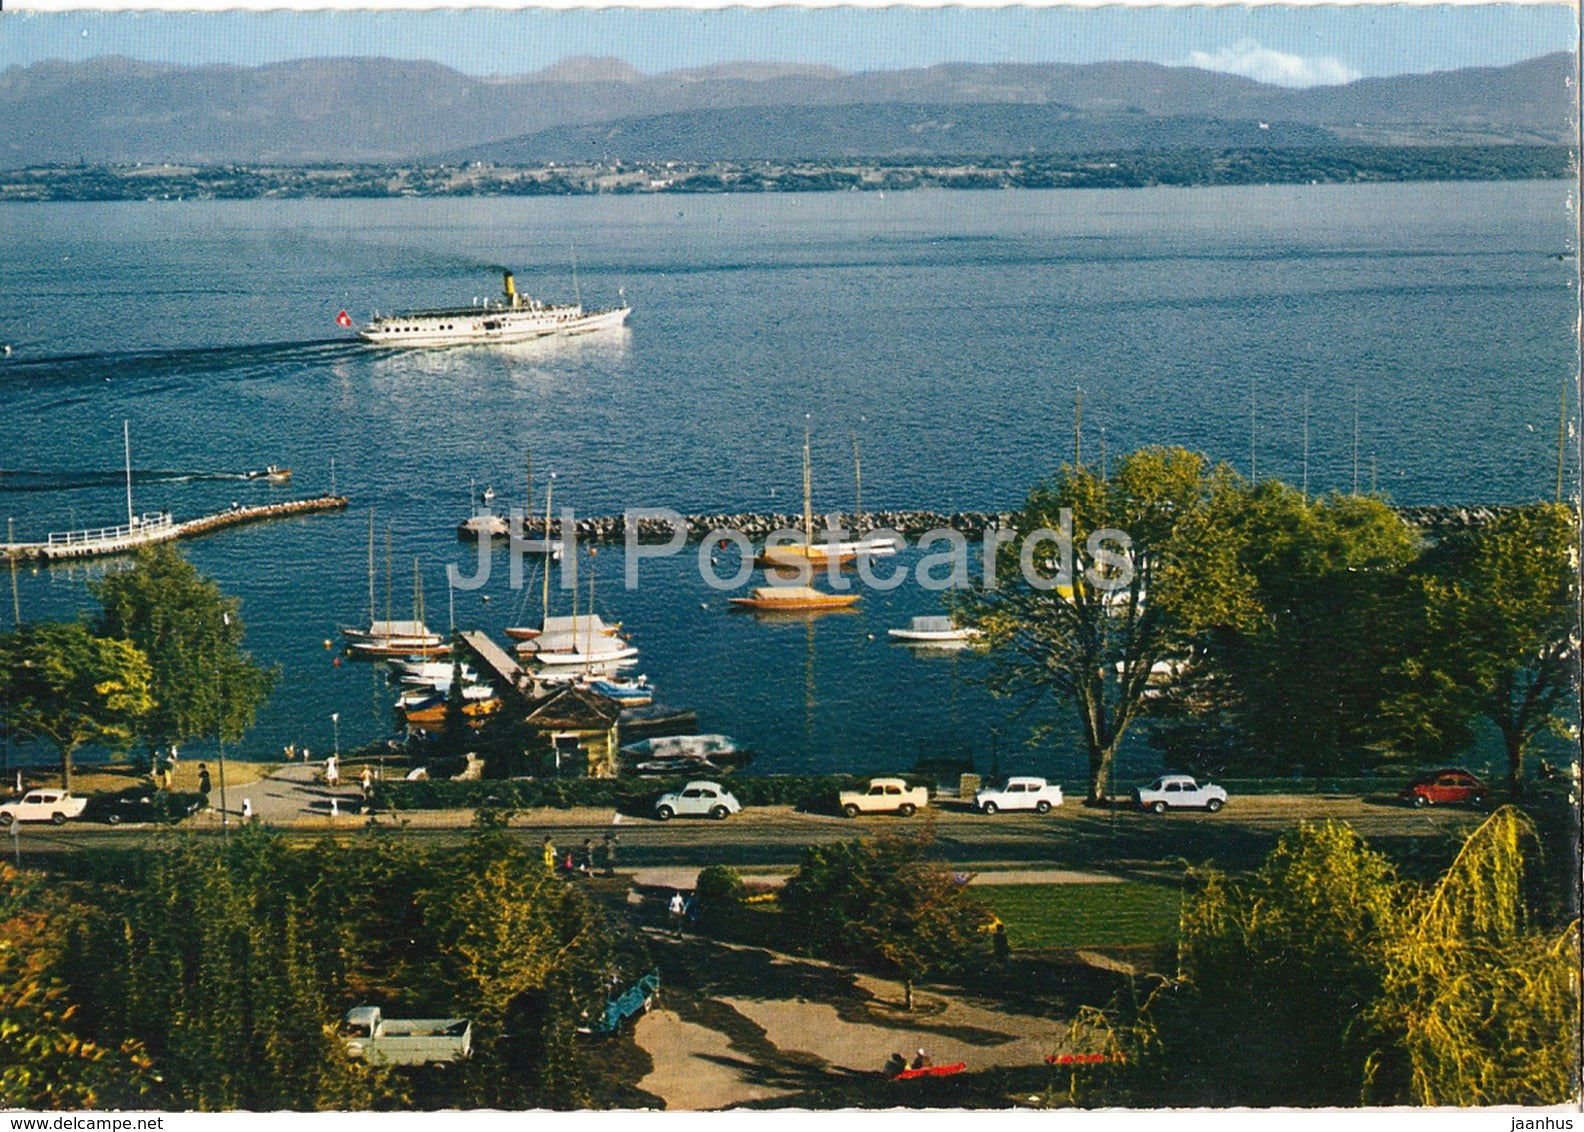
728 585 860 612
887 615 982 645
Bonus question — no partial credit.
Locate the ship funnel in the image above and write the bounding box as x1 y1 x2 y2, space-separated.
503 271 519 308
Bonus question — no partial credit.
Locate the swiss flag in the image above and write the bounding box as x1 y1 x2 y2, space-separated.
335 310 353 328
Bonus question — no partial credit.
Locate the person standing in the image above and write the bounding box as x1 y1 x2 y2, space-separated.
603 830 619 876
197 763 212 798
542 835 557 871
360 766 373 798
669 890 686 937
325 754 339 788
580 837 595 876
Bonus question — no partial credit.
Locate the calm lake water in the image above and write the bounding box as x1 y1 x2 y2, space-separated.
0 182 1573 778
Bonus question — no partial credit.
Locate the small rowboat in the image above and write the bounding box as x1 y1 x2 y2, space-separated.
893 1062 967 1081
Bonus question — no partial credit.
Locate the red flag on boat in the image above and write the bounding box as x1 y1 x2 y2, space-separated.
335 310 353 328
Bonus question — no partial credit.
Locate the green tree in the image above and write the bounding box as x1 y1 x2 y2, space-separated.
962 447 1260 801
1390 505 1578 796
0 621 154 791
92 545 276 753
780 832 992 1009
0 867 155 1109
1090 810 1579 1108
1362 807 1580 1105
1153 485 1422 775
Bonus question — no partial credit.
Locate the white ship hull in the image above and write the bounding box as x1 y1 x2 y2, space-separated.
358 302 629 347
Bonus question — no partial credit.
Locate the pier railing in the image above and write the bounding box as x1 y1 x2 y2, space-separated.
47 512 174 547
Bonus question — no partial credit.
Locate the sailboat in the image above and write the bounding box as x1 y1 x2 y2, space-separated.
755 423 857 569
516 450 564 559
343 539 448 658
516 555 638 668
505 471 569 640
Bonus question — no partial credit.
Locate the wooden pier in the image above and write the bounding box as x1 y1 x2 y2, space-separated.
3 495 349 563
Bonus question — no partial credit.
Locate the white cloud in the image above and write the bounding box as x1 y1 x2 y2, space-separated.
1186 39 1361 88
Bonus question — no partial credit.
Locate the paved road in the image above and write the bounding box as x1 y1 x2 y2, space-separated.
10 783 1492 877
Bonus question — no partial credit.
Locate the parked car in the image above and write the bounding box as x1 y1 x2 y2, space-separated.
1135 774 1227 814
974 776 1064 814
0 789 88 826
82 788 207 825
839 777 929 818
1398 768 1487 808
341 1007 472 1066
655 781 741 821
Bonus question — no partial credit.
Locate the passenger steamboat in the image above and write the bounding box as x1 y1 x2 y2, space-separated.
354 271 629 346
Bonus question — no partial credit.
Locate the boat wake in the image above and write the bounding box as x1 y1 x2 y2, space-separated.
0 469 278 494
0 338 363 389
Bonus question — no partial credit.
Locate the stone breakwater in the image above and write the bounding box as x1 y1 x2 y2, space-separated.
520 504 1526 545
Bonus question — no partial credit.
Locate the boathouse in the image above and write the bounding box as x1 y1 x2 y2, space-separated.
520 684 622 779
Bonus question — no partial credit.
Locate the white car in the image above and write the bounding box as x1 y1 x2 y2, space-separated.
974 776 1064 814
0 789 88 826
839 777 930 818
654 781 742 821
1135 774 1228 814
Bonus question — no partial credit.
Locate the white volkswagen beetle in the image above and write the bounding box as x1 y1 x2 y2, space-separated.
654 781 742 821
974 776 1064 814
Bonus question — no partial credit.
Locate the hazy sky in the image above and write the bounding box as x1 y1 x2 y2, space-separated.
0 5 1573 87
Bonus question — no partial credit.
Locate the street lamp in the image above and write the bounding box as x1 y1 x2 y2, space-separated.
218 613 230 835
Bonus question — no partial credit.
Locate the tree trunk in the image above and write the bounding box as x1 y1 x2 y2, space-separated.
1086 740 1116 805
59 743 74 792
1504 728 1526 801
902 977 913 1012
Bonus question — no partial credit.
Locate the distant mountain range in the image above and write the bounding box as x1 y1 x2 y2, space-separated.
0 52 1571 169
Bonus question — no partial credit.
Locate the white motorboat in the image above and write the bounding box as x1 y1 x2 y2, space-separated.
887 615 982 645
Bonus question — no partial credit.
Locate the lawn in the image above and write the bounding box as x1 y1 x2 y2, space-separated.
984 881 1184 950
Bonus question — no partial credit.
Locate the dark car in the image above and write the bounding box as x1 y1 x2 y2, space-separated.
1398 768 1487 808
82 788 207 825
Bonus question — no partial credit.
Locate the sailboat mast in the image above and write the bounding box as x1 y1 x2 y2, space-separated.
1302 390 1311 499
123 420 134 525
385 527 393 628
1352 387 1361 495
802 421 814 546
526 449 533 521
367 510 376 627
1073 387 1082 467
851 427 863 534
412 557 425 633
1558 379 1568 503
542 475 555 624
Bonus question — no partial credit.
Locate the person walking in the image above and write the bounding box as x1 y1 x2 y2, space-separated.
669 890 686 937
542 835 557 871
325 754 339 788
580 837 595 876
197 763 212 798
360 766 373 798
603 830 619 876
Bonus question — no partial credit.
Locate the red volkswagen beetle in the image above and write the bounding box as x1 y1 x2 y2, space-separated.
1398 768 1488 808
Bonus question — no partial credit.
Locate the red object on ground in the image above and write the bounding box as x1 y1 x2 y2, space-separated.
894 1062 967 1080
335 310 353 328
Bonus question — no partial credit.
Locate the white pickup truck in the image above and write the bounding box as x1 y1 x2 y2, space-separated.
839 777 929 818
0 789 88 826
341 1007 473 1066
